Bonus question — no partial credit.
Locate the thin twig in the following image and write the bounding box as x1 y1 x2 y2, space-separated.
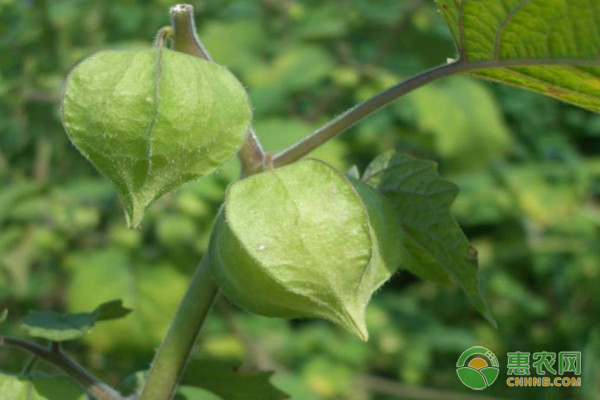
22 356 39 375
272 53 600 167
0 335 123 400
272 60 469 167
169 4 265 176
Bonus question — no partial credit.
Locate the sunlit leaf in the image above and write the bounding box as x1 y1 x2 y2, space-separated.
438 0 600 113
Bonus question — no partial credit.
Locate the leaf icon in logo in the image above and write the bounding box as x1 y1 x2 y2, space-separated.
457 367 487 390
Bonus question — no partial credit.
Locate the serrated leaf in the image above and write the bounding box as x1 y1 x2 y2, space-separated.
179 359 288 400
0 373 87 400
61 49 252 227
21 299 131 342
363 151 494 325
437 0 600 113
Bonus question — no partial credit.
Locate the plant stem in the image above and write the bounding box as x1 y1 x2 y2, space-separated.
141 5 263 399
272 60 469 167
170 4 211 60
273 52 600 167
170 3 265 176
238 131 266 176
0 336 123 400
139 256 218 400
138 6 265 399
22 355 39 375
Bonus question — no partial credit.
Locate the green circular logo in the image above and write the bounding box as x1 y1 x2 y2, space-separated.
456 346 500 390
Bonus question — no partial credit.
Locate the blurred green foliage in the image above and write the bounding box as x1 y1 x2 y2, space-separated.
1 0 600 399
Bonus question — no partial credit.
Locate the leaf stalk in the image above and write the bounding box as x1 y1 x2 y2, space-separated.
272 60 470 167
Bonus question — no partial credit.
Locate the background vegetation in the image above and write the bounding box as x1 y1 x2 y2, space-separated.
1 0 599 399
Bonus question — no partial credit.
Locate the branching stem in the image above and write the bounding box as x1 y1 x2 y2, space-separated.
140 7 240 400
136 4 593 400
272 60 470 167
0 336 123 400
139 256 217 400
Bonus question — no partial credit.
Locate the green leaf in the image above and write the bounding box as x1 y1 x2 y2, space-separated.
61 49 252 227
362 151 494 325
179 359 288 400
437 0 600 113
210 159 401 340
21 300 131 342
0 309 7 325
94 300 132 322
0 373 87 400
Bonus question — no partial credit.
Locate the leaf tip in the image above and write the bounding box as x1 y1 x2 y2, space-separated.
338 306 369 342
125 205 147 229
482 309 498 329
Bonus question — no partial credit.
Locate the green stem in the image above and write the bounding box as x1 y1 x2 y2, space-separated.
170 4 265 176
272 60 470 167
0 336 123 400
170 4 210 59
139 256 218 400
141 8 253 399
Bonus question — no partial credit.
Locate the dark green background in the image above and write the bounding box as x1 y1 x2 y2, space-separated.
1 0 599 399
